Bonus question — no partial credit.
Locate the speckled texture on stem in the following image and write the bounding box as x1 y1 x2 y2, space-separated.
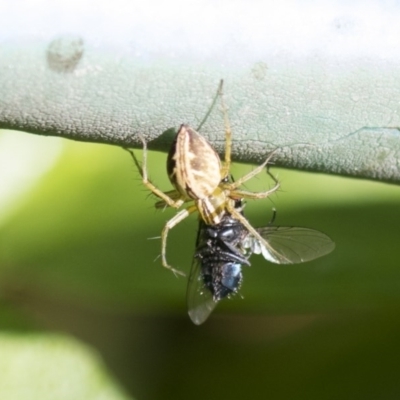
1 1 400 183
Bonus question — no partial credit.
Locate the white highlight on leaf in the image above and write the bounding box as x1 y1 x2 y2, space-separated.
0 130 63 225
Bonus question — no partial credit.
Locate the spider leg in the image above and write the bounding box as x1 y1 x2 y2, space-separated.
225 150 277 190
160 204 198 277
223 151 280 199
197 79 224 132
155 190 192 209
218 81 233 179
229 183 279 200
227 203 291 264
124 137 184 208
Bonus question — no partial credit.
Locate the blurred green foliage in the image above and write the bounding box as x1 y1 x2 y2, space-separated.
0 333 131 400
1 132 400 399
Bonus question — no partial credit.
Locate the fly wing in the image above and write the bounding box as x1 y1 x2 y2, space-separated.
186 257 218 325
248 226 335 264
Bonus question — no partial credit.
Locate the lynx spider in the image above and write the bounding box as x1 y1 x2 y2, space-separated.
126 80 280 276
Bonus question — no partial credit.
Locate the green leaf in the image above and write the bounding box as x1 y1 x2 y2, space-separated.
0 333 132 400
1 3 400 183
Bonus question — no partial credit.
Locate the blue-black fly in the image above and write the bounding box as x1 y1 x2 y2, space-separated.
187 199 334 325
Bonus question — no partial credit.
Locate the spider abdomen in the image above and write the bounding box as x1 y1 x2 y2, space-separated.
167 124 222 199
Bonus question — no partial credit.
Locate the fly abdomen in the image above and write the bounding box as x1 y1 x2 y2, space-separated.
202 261 243 301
